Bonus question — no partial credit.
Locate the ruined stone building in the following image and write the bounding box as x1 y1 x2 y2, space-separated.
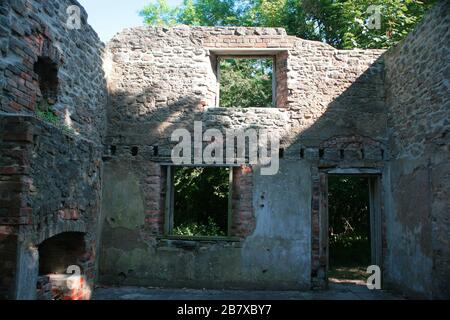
0 0 449 300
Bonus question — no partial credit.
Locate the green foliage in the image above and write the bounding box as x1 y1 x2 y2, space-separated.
139 0 179 26
173 167 229 236
141 0 435 49
173 217 226 236
178 0 254 26
220 58 273 108
296 0 437 49
328 176 371 267
36 104 74 135
36 106 59 127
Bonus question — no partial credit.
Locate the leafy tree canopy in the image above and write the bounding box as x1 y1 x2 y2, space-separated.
140 0 436 49
220 58 273 108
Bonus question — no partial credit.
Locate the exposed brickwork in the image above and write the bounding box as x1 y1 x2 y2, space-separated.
310 167 322 288
0 0 107 143
0 0 107 300
0 116 33 226
105 26 385 151
0 0 448 298
138 161 164 236
37 274 91 300
231 165 255 238
0 115 102 298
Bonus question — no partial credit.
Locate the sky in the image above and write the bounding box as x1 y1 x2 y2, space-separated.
78 0 183 42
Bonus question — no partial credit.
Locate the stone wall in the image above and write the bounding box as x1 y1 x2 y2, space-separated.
0 0 107 142
100 25 387 289
105 26 386 150
0 115 102 299
1 0 447 298
384 0 450 299
0 0 106 299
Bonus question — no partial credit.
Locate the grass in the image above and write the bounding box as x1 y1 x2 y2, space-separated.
36 104 75 135
328 266 368 281
173 217 226 237
328 236 371 282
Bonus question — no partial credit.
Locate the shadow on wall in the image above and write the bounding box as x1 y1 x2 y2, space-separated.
104 54 387 160
99 53 388 290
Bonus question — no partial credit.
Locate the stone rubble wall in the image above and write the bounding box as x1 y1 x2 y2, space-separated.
0 0 448 298
0 0 107 143
100 25 388 289
384 0 450 299
105 26 386 154
0 115 102 299
0 0 106 299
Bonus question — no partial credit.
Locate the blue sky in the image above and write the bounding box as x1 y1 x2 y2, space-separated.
78 0 183 42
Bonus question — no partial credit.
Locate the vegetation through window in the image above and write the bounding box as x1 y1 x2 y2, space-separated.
169 166 231 237
219 58 273 108
328 176 371 281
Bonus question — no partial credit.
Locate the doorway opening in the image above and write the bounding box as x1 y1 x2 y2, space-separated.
327 175 374 284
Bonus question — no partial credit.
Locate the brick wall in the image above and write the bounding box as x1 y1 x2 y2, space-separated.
0 0 106 299
0 0 107 143
0 115 102 298
231 165 255 238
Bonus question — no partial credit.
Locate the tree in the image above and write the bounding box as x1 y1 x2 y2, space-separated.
295 0 437 49
140 0 436 49
219 58 273 108
178 0 255 26
173 167 229 236
328 176 371 267
139 0 179 26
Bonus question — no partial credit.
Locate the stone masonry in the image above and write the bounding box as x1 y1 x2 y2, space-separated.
0 0 106 299
0 0 449 299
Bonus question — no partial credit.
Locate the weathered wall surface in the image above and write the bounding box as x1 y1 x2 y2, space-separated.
98 158 311 290
384 1 450 299
100 26 387 289
0 0 107 142
0 115 102 299
0 0 106 299
1 0 447 298
105 26 386 151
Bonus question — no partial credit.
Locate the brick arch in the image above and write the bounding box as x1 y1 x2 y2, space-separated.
35 221 87 246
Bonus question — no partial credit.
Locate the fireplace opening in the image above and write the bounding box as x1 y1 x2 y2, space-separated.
37 232 90 300
38 232 85 275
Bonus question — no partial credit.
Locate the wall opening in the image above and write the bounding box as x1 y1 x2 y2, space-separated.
37 232 90 300
38 232 85 275
218 57 274 108
164 166 233 238
326 175 376 284
33 57 58 106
